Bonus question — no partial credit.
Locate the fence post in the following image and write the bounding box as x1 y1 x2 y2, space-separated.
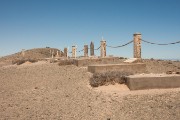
64 47 68 58
90 41 94 56
59 49 61 57
100 40 106 58
72 45 77 58
52 50 54 58
133 33 141 58
84 45 88 57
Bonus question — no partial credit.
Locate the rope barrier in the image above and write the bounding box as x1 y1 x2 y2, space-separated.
142 39 180 45
68 39 180 54
78 49 84 52
94 46 101 50
69 46 100 54
106 40 133 48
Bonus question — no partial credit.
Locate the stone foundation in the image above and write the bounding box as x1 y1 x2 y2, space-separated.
74 57 120 67
88 63 146 74
126 74 180 90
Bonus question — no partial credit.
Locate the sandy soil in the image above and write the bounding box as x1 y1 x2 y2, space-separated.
0 61 180 120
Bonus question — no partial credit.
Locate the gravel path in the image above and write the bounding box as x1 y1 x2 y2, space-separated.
0 62 180 120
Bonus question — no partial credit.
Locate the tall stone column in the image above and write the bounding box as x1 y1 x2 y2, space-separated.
90 42 94 56
64 47 68 57
100 40 106 58
56 50 59 57
59 50 61 57
84 45 88 57
133 33 141 58
52 50 54 58
72 46 77 58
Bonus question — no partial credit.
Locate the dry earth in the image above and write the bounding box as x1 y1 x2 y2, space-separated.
0 61 180 120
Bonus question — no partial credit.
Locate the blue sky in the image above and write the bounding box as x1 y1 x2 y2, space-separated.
0 0 180 59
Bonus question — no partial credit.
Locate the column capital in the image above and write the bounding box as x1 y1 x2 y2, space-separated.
133 32 141 36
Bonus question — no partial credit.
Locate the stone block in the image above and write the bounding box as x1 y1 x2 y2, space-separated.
126 74 180 90
88 63 146 74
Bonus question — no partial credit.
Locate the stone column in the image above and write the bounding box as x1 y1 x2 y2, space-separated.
59 50 61 57
52 50 54 58
64 47 68 57
84 45 88 57
100 40 106 58
90 42 94 56
50 50 52 57
72 46 77 58
56 50 60 57
133 33 141 58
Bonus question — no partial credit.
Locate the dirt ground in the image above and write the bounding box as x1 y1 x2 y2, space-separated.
0 60 180 120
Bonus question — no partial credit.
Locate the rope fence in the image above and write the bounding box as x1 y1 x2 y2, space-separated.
69 46 101 53
106 40 133 48
68 39 180 54
142 39 180 45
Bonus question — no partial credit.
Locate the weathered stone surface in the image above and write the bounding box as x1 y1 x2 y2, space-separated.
72 46 76 58
134 33 141 58
126 74 180 90
88 63 146 73
64 48 68 57
124 58 142 63
100 40 106 58
84 45 88 57
74 57 120 67
90 42 94 56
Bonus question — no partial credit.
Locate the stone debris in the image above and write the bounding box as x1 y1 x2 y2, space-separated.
124 58 142 63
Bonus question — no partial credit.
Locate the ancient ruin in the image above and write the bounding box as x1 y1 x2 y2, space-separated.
52 50 54 58
55 50 60 57
64 47 68 58
100 40 106 58
72 46 76 58
90 42 94 56
84 45 88 57
133 33 141 58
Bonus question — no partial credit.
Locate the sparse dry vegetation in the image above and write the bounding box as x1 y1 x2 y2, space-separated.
12 58 38 65
1 58 180 119
90 71 133 87
58 59 74 66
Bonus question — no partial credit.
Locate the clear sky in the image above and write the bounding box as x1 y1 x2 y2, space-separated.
0 0 180 59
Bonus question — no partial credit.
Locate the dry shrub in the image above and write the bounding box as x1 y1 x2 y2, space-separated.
50 59 59 63
58 59 74 66
28 58 38 63
90 71 132 87
12 58 38 65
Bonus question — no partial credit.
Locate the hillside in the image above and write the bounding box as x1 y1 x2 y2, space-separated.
0 48 62 66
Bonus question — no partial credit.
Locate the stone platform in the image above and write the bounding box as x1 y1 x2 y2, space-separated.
74 57 121 67
126 74 180 90
88 63 146 74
